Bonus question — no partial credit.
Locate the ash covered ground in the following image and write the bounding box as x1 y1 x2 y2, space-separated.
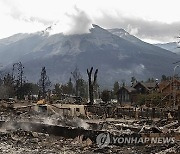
0 101 179 154
0 130 179 154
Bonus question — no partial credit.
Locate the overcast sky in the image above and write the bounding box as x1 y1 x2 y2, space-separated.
0 0 180 43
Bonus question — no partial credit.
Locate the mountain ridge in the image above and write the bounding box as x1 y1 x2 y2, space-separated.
0 25 179 88
155 42 180 54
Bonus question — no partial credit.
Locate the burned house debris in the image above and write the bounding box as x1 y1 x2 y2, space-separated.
0 64 179 154
0 0 180 151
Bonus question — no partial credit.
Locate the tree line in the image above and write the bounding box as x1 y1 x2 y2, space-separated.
0 63 100 103
0 61 171 104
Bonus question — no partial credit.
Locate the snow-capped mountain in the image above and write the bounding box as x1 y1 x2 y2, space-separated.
0 24 179 87
108 28 142 44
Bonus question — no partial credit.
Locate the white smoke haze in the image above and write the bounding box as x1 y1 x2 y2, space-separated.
19 123 32 132
0 115 90 135
47 7 92 36
127 25 139 36
42 116 56 125
0 122 15 132
36 114 90 129
75 118 89 129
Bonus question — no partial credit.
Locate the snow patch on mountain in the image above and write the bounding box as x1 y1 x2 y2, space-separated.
108 28 142 44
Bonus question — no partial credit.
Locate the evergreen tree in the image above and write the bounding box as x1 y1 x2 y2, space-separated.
67 78 74 95
12 62 26 99
146 78 155 83
0 73 15 98
131 77 137 86
21 83 39 96
113 81 119 94
3 73 14 87
38 67 51 99
77 79 88 98
101 90 111 103
112 81 119 99
71 67 82 96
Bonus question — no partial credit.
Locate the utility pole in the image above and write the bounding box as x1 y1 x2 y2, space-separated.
173 65 179 109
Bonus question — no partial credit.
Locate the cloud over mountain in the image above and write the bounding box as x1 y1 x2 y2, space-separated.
0 25 179 88
0 0 180 43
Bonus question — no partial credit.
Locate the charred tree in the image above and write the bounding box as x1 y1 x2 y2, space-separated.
71 67 81 96
87 67 98 105
12 62 26 99
38 67 51 99
0 73 15 98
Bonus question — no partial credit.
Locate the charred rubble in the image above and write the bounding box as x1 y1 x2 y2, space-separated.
0 98 179 154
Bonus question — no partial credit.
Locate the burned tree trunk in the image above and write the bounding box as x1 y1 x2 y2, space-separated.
87 67 98 105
